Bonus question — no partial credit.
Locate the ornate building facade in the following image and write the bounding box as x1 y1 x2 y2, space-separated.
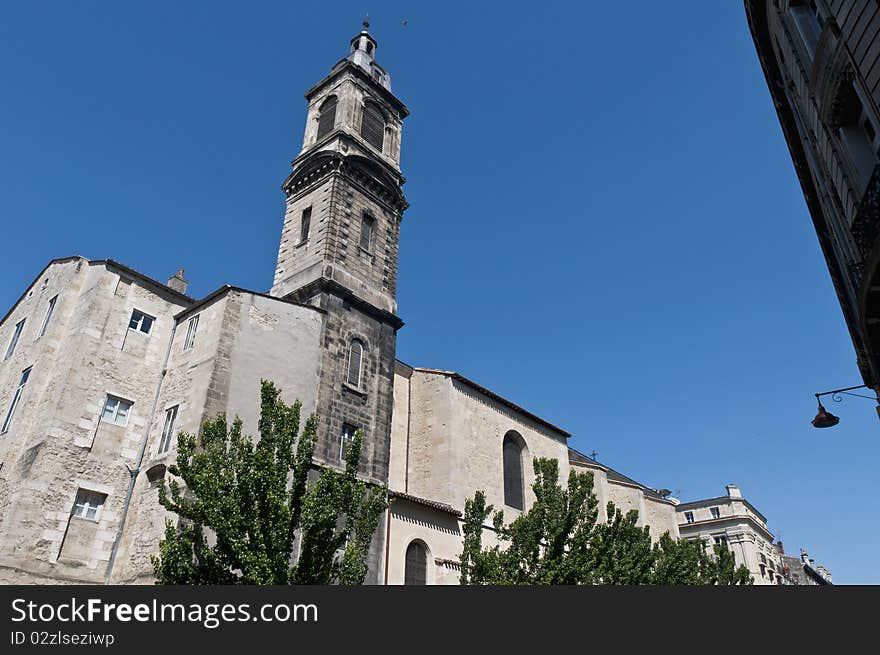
745 1 880 396
0 25 681 585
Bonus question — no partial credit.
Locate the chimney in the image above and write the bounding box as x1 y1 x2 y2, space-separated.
167 268 188 295
775 540 784 554
725 484 742 499
801 548 810 565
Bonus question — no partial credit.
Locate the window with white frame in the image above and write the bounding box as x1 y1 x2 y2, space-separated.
4 318 25 360
684 511 694 524
158 405 179 454
340 423 358 461
710 506 721 519
128 309 154 335
183 315 199 351
1 367 31 434
101 395 132 426
71 489 107 521
38 295 58 339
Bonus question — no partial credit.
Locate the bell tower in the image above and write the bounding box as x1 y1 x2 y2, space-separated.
271 22 408 500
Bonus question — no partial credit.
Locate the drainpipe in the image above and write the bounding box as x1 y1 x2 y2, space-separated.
383 494 392 585
104 322 177 584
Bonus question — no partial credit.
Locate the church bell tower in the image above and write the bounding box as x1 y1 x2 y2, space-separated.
271 22 409 499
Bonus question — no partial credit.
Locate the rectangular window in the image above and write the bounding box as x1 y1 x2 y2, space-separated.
789 2 822 60
128 309 154 335
684 511 694 524
158 405 179 454
101 395 133 426
299 207 312 244
359 214 374 251
340 423 358 461
710 506 721 519
38 295 58 338
71 489 106 521
4 319 25 360
183 315 199 351
714 535 729 548
1 367 31 434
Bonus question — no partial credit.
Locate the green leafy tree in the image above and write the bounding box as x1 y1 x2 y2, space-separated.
588 502 654 584
652 534 753 585
460 456 753 586
151 380 388 585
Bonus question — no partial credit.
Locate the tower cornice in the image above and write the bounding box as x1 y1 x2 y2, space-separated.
304 59 409 118
282 149 408 214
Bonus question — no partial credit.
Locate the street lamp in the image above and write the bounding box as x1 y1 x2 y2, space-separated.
811 384 878 428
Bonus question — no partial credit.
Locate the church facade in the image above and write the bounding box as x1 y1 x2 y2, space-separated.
0 26 679 585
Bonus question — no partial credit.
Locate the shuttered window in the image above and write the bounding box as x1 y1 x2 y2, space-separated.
503 432 524 510
360 102 385 152
405 541 427 585
299 207 312 244
347 340 363 387
359 214 374 251
316 96 337 140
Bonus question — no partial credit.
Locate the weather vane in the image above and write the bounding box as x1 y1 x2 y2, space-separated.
363 14 370 30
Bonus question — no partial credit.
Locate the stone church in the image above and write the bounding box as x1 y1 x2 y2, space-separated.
0 25 679 585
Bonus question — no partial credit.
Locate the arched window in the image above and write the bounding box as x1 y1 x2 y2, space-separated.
347 340 364 387
360 101 385 152
404 541 427 585
316 96 337 140
503 431 525 510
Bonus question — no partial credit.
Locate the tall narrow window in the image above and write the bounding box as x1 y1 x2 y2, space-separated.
71 489 106 521
836 82 880 190
316 96 337 140
299 207 312 244
404 541 428 585
183 315 199 351
158 405 179 454
359 214 374 251
340 423 358 461
710 506 721 519
4 319 25 360
128 309 154 335
1 367 31 434
347 340 364 387
38 295 58 339
789 0 823 60
101 395 132 426
684 511 695 524
503 431 525 510
360 102 385 151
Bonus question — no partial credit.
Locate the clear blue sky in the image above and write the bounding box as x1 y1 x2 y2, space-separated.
1 2 876 583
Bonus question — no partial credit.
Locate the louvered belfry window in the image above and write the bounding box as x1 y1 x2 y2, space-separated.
316 96 337 140
405 541 427 585
360 102 385 152
503 433 525 510
347 340 363 387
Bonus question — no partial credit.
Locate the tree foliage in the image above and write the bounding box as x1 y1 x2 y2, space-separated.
460 457 752 585
151 380 388 585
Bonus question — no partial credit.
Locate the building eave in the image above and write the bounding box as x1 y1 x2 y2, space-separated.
173 285 327 322
676 495 768 524
0 256 83 328
389 491 462 517
743 0 877 386
413 368 571 438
